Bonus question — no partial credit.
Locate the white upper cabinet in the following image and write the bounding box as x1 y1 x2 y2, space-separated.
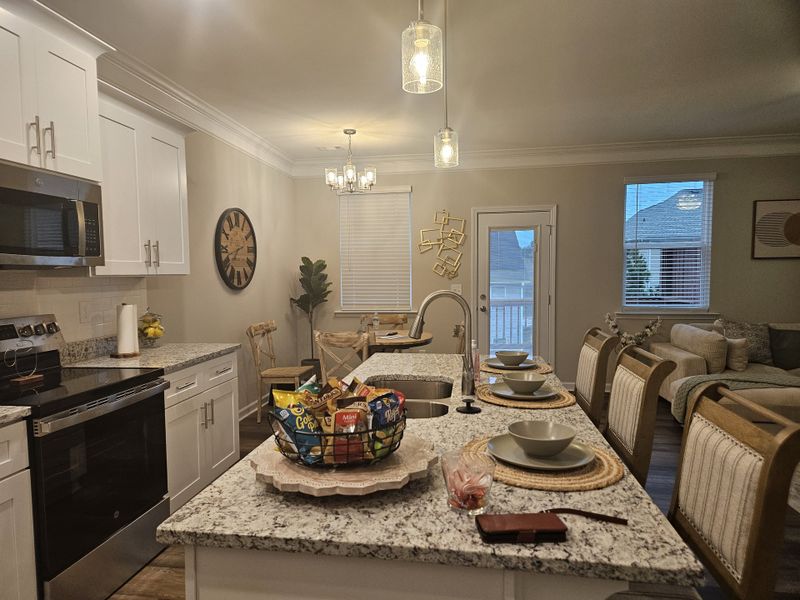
94 93 190 276
0 11 37 165
0 5 104 180
35 36 102 180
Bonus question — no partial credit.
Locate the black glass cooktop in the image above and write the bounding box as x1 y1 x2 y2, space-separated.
0 366 164 417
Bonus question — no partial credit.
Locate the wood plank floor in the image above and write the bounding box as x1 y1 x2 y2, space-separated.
111 402 800 599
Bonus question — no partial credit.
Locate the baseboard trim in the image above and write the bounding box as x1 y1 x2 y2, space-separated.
238 399 258 420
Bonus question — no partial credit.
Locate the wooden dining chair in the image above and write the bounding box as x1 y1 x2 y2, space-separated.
605 345 676 485
360 313 409 333
314 330 369 381
574 327 619 431
668 383 800 600
246 321 314 423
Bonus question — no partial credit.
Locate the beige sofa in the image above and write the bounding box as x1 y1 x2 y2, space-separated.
651 322 800 423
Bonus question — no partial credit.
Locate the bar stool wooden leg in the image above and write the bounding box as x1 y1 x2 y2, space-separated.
256 377 263 424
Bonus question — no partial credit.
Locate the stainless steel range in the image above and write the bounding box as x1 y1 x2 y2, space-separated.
0 315 169 600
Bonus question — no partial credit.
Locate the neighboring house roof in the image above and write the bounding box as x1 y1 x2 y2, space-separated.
625 189 703 244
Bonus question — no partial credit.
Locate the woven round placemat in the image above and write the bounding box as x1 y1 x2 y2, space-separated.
464 437 624 491
480 361 554 375
476 384 575 409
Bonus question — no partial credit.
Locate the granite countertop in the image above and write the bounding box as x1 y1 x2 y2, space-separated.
157 353 703 586
69 343 240 374
0 406 30 427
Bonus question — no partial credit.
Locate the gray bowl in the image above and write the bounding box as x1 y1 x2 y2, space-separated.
503 372 547 394
495 351 529 366
508 420 576 457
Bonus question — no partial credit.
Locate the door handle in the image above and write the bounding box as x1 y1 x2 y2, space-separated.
201 402 208 429
208 400 215 426
479 306 487 312
43 121 56 159
29 116 42 156
144 240 152 266
153 240 160 267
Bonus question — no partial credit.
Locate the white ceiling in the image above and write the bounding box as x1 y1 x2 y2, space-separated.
41 0 800 161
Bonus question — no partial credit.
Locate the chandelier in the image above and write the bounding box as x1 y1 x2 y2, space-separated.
401 0 443 94
324 129 377 193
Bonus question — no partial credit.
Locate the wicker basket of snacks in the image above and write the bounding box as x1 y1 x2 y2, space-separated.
265 377 407 468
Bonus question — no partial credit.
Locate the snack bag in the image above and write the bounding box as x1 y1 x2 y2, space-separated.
273 403 323 465
372 419 406 458
318 415 336 464
333 408 369 463
296 378 321 396
368 393 405 458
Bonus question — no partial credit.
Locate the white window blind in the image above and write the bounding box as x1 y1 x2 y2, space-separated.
623 177 714 310
339 191 412 310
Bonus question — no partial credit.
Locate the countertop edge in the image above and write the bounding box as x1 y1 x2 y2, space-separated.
67 343 241 374
0 406 31 427
154 528 704 586
161 344 240 374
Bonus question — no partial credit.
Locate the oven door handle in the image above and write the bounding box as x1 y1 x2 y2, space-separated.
32 379 170 437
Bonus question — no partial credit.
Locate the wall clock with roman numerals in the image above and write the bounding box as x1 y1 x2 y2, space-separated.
214 208 257 290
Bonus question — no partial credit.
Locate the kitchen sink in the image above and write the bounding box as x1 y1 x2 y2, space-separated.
404 400 450 419
365 378 453 400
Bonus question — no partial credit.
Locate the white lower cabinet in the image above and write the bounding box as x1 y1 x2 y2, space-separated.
165 356 239 513
0 422 37 600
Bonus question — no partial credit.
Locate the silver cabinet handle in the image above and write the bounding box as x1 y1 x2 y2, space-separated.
144 240 152 266
43 121 56 159
175 381 194 391
201 402 208 429
215 367 232 376
153 240 160 267
208 400 215 426
29 116 42 156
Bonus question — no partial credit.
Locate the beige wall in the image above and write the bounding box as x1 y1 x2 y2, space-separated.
0 271 147 342
148 132 298 414
294 155 800 383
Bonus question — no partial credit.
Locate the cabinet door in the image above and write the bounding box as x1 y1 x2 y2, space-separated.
35 31 101 181
147 129 189 274
94 100 153 275
165 394 206 513
0 470 37 600
0 11 38 167
205 380 239 480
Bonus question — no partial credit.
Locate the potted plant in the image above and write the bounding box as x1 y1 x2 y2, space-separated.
290 257 332 376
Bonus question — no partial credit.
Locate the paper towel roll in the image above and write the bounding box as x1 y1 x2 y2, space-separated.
116 303 140 356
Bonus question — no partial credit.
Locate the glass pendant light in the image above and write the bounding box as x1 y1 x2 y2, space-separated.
401 0 443 94
434 0 458 168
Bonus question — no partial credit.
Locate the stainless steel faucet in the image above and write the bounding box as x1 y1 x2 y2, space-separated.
409 290 475 396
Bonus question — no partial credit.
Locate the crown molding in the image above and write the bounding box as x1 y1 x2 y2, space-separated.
98 52 294 174
291 134 800 178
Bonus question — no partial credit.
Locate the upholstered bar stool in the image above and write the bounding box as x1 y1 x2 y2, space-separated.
605 345 676 485
669 383 800 600
574 327 619 431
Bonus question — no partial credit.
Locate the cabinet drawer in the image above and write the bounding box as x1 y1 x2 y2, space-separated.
205 355 237 388
164 352 239 409
0 421 29 481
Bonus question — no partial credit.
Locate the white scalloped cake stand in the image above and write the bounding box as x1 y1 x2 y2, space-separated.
250 433 438 496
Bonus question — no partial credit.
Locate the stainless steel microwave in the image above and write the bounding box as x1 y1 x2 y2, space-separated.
0 162 104 267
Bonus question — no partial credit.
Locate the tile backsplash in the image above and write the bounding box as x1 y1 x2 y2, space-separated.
0 270 147 342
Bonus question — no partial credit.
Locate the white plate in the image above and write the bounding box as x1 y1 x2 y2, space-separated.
485 358 539 370
489 382 558 401
487 434 595 471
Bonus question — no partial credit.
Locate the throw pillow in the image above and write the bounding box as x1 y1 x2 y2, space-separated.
719 318 773 365
670 324 727 374
768 327 800 370
725 338 748 372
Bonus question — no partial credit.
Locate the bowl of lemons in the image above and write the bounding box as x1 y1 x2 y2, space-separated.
138 308 165 347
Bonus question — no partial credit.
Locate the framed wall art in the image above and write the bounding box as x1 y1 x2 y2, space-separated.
752 199 800 259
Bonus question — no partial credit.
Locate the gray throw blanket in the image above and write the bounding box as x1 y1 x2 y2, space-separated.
672 372 800 423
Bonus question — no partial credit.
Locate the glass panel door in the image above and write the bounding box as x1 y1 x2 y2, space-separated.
476 211 552 361
488 228 535 355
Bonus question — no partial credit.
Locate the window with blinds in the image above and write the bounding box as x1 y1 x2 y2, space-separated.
339 191 412 310
623 176 714 310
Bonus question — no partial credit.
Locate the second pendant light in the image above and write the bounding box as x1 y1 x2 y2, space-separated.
435 0 457 168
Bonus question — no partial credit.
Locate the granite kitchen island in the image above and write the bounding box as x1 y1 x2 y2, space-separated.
157 354 703 599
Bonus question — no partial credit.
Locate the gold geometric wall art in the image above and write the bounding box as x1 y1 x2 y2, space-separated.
418 209 466 279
